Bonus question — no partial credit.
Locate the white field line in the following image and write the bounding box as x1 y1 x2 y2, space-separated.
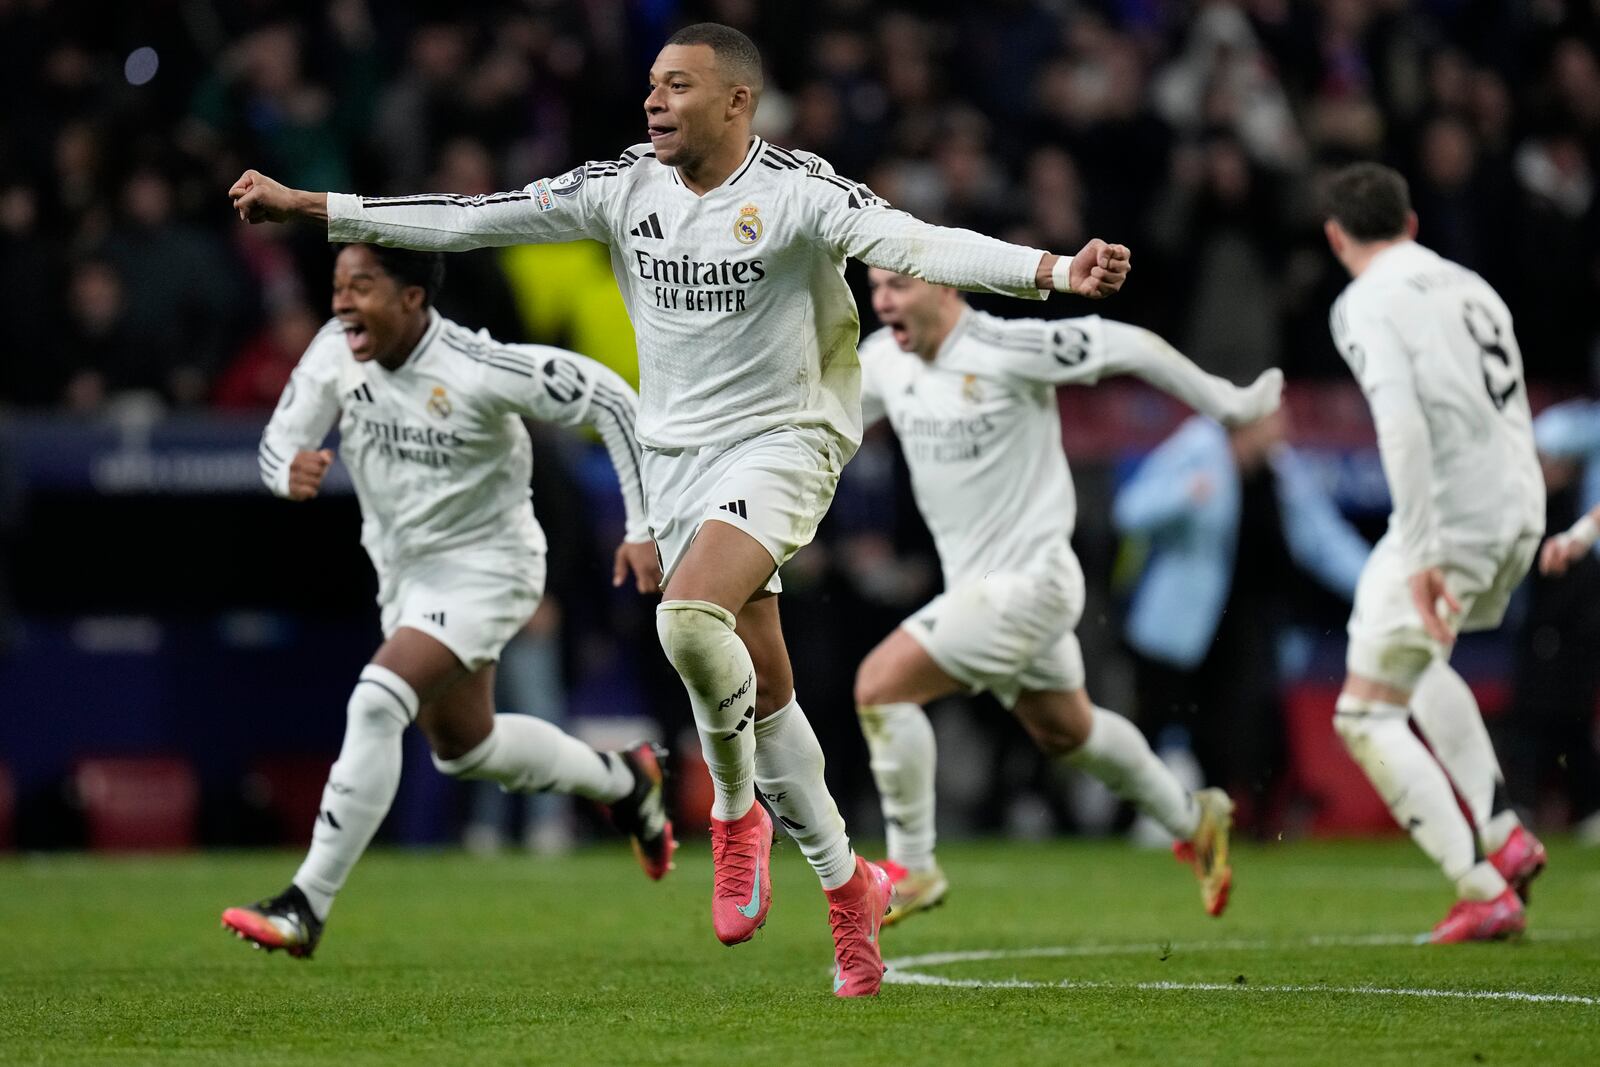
883 931 1600 1006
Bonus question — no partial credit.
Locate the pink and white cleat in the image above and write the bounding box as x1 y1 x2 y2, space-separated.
826 857 893 998
709 801 772 945
1428 888 1526 944
1489 825 1548 904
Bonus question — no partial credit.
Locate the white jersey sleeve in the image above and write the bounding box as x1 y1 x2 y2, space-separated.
942 314 1275 424
326 151 642 250
858 329 890 429
470 338 650 543
259 322 345 498
797 163 1047 300
1332 295 1441 571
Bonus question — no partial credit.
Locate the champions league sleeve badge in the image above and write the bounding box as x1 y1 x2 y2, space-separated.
734 203 763 245
550 167 586 196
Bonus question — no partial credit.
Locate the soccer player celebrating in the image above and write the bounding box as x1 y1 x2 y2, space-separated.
221 243 673 958
1323 163 1547 943
854 269 1282 924
227 23 1129 995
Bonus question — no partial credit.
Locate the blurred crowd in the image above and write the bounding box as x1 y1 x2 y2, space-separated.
3 0 1600 412
7 0 1600 848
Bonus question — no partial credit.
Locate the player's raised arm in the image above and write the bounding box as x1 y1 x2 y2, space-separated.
800 169 1129 300
481 341 657 591
942 316 1282 425
230 161 615 251
259 326 344 500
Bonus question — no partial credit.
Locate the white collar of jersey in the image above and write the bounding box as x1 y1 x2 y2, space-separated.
382 308 443 374
668 136 765 192
930 307 976 366
1362 239 1421 276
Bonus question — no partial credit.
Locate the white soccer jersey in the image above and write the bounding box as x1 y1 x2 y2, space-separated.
859 310 1120 587
1330 241 1544 571
259 310 648 575
326 137 1048 452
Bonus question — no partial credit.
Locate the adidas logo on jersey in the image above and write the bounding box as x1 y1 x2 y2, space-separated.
348 383 374 403
717 499 748 519
630 212 664 239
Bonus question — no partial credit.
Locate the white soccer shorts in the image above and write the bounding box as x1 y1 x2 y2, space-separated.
640 425 847 596
903 539 1087 709
1346 529 1539 689
378 549 545 672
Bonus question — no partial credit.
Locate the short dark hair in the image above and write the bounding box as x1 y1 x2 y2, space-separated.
343 244 446 307
1322 162 1412 241
665 22 764 94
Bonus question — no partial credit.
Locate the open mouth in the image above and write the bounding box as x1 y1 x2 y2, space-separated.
342 321 372 355
647 123 677 145
885 321 911 349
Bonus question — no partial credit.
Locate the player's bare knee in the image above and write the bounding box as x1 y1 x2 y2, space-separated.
1015 690 1094 757
753 686 791 718
416 707 490 763
854 659 891 708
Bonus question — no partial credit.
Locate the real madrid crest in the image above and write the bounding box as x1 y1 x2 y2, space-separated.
962 374 984 404
734 203 762 245
427 385 453 419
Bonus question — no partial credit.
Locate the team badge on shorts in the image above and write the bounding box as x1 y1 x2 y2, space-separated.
734 203 763 245
427 386 453 419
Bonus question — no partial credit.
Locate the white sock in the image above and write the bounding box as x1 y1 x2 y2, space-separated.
293 665 417 920
657 600 756 821
754 697 855 890
858 702 937 871
1335 696 1507 900
1065 706 1200 840
1410 661 1521 853
431 714 633 802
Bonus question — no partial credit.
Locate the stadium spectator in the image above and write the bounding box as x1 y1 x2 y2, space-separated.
0 1 1595 409
212 301 320 411
1502 401 1600 841
1113 410 1370 827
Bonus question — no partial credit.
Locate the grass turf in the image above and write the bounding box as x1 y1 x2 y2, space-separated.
1 838 1597 1065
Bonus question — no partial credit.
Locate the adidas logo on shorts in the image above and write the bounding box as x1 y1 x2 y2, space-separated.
717 499 748 519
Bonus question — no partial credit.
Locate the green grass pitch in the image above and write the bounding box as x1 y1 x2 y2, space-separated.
3 838 1598 1065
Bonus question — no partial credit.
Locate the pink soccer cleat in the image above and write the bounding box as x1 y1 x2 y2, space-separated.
603 741 677 882
1429 888 1526 944
826 857 893 998
1489 825 1548 904
709 801 772 945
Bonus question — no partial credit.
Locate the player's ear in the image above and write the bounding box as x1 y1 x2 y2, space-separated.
1404 211 1420 239
1323 219 1345 258
401 284 426 314
727 84 752 121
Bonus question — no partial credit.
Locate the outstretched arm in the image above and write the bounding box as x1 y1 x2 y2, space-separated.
1091 322 1280 424
230 164 609 251
804 173 1128 299
940 316 1282 425
480 340 657 591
